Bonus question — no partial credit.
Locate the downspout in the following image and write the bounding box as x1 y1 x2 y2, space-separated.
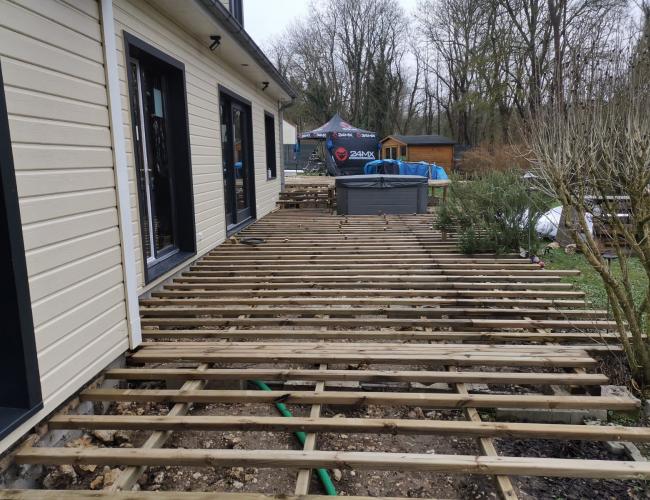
99 0 142 348
278 98 295 191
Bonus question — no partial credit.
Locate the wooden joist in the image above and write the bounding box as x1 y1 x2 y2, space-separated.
139 328 621 344
164 281 576 291
47 414 650 441
139 317 616 331
15 448 650 480
130 350 596 367
78 389 638 410
10 210 641 499
0 492 396 500
138 305 604 319
139 297 587 308
103 367 609 385
149 288 586 298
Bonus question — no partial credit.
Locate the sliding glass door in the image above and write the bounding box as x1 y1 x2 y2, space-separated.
125 33 196 283
220 91 255 230
129 58 177 265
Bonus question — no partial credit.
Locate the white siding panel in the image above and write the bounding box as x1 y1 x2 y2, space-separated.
5 86 109 126
12 0 102 41
19 188 117 224
25 227 120 276
0 0 129 455
16 168 116 196
0 26 105 84
8 116 111 146
22 208 118 250
1 58 107 105
35 283 125 353
11 144 113 170
27 245 123 307
0 0 103 61
39 320 128 400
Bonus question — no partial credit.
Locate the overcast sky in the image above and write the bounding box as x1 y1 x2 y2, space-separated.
244 0 420 49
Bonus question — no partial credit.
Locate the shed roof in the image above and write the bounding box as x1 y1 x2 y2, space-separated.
382 134 456 146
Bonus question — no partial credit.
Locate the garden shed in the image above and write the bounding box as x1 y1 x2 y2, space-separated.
381 134 456 170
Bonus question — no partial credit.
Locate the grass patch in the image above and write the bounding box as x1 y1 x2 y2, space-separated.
544 248 648 310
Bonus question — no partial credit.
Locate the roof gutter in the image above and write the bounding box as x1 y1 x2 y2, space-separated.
197 0 297 100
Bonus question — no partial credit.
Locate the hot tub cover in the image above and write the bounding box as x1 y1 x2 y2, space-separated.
335 174 428 189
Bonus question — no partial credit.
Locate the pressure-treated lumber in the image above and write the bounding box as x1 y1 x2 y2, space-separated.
139 317 616 330
15 448 650 480
449 364 516 499
140 297 587 308
11 209 641 497
79 389 638 410
0 492 401 500
48 415 650 441
130 351 596 367
103 367 609 385
108 363 210 492
150 288 586 298
139 306 602 318
140 329 621 344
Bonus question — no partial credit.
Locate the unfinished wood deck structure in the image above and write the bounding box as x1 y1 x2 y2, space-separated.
280 176 450 209
6 209 649 499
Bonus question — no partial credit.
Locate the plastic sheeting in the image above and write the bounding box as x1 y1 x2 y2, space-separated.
363 160 448 180
531 206 594 239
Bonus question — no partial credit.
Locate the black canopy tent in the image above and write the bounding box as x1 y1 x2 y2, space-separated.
299 113 379 175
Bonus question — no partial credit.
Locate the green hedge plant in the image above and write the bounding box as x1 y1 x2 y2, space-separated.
435 170 548 255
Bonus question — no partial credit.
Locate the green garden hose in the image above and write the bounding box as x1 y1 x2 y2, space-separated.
249 380 337 496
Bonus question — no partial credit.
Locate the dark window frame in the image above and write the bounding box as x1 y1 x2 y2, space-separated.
400 145 407 158
0 63 43 440
123 32 197 284
264 111 277 180
218 85 256 236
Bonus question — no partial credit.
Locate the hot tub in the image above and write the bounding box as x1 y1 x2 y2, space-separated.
335 175 428 215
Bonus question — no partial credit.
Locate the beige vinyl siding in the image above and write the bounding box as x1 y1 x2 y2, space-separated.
0 0 129 453
114 0 282 293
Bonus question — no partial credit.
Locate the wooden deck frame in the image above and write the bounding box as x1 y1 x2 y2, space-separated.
9 210 645 500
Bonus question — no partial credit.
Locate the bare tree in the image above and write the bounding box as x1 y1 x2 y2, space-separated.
524 25 650 381
267 0 411 137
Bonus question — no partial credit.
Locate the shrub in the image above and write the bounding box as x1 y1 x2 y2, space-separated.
456 143 529 176
435 170 549 255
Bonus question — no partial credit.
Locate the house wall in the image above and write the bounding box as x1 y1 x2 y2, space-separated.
408 144 454 170
113 0 282 293
0 0 129 453
282 120 296 145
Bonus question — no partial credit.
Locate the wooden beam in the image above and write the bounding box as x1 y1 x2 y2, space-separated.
47 415 650 441
0 491 403 500
79 389 638 410
103 367 609 385
138 317 616 331
15 448 650 480
129 350 595 367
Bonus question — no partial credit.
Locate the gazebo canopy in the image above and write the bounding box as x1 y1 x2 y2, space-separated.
299 113 376 140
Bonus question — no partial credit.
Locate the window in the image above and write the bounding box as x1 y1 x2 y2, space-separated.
125 33 196 283
384 146 398 159
0 63 43 439
400 145 407 159
264 112 277 179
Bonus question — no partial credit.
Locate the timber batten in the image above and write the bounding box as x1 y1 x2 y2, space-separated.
10 210 645 498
